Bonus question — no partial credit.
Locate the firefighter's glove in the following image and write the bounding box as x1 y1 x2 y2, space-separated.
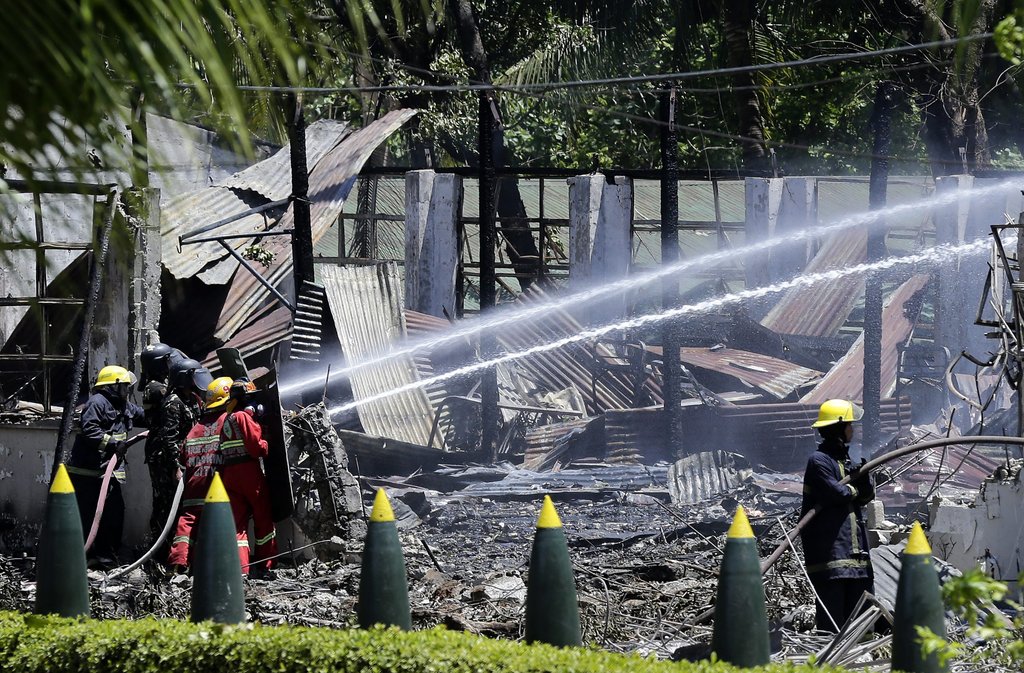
244 403 265 419
851 461 873 505
102 440 127 465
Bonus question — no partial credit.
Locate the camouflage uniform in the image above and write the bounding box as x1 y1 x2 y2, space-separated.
145 389 196 546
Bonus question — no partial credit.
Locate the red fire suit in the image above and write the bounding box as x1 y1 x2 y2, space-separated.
167 412 223 568
219 408 277 572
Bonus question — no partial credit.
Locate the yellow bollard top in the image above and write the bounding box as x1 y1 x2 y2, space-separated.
727 505 755 539
205 472 230 503
536 495 563 529
905 521 932 555
369 488 396 522
50 464 75 494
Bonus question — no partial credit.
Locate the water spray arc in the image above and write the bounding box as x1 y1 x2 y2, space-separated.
328 235 1008 417
282 179 1018 397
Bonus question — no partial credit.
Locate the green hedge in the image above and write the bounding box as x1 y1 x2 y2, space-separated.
0 611 843 673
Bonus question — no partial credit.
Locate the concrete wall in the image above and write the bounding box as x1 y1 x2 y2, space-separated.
0 421 152 548
929 465 1024 585
567 175 632 325
404 170 461 318
1 115 249 347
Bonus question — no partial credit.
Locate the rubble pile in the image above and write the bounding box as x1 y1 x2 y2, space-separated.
0 482 816 657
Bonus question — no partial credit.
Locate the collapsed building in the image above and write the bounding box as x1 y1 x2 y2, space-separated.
2 111 1024 661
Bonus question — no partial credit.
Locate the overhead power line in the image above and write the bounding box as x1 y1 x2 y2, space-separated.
178 33 992 95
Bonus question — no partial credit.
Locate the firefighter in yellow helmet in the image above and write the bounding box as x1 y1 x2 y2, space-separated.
217 377 277 575
800 399 874 632
168 376 229 570
168 377 276 575
66 365 146 567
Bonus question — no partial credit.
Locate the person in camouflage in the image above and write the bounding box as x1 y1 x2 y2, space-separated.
144 354 210 554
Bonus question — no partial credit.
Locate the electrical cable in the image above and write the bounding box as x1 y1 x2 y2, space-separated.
173 34 992 95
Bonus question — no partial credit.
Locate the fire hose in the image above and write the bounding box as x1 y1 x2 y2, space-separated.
84 431 150 552
81 428 190 580
686 434 1024 628
105 477 183 581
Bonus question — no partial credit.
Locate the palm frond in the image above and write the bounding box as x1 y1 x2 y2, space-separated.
3 0 326 182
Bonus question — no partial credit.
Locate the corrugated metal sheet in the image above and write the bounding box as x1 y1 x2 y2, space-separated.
495 289 642 414
161 188 267 282
522 416 604 469
214 109 417 342
870 542 958 611
876 443 1001 507
667 451 752 505
603 399 912 470
454 463 669 500
802 273 931 403
161 120 352 282
760 227 867 336
645 345 822 400
321 262 436 446
199 305 292 368
219 121 350 200
336 427 447 477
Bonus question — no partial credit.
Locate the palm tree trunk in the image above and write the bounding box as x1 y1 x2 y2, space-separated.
451 0 541 292
722 0 768 171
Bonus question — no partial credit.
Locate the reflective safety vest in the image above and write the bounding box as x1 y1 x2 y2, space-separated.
179 414 225 507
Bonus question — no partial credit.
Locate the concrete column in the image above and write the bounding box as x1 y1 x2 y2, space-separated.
89 204 132 377
125 188 162 369
744 178 783 319
89 188 162 379
404 170 461 318
567 175 632 325
774 177 816 281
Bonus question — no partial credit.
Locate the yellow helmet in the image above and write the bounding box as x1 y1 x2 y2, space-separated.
94 365 135 388
811 399 864 428
205 376 234 410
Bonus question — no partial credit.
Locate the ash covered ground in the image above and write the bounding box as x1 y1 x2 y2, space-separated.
0 493 818 659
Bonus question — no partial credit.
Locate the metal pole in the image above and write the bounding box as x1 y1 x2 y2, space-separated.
287 92 314 288
1015 212 1024 437
660 88 684 459
479 91 500 462
53 191 118 480
864 81 896 452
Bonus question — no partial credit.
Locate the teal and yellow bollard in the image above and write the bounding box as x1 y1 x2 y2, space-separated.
711 505 770 667
892 522 948 673
35 464 90 617
190 472 245 624
524 495 582 647
357 488 411 629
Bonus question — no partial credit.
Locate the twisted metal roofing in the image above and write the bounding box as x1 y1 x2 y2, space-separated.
214 109 417 342
161 120 351 282
321 262 436 446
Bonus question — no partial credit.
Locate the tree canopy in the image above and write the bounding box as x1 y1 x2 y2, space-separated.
4 1 1024 181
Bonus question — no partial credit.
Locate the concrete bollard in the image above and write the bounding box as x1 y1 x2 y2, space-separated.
891 522 948 673
711 505 770 667
358 488 411 630
524 495 582 647
191 472 245 624
35 464 90 617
